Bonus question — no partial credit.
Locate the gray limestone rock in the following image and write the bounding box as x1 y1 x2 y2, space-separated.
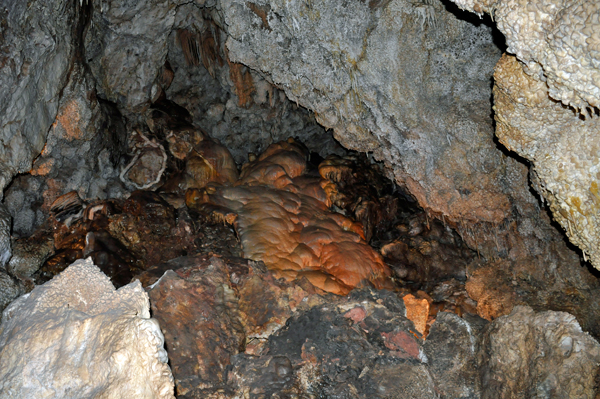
0 203 19 316
0 204 11 268
0 258 175 398
5 64 128 237
165 11 346 165
219 0 516 231
0 0 80 198
424 311 481 398
84 0 179 113
0 271 21 318
478 306 600 399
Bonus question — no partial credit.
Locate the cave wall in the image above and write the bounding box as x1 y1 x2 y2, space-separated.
219 0 567 262
164 4 346 164
449 0 600 269
0 0 594 273
0 0 81 200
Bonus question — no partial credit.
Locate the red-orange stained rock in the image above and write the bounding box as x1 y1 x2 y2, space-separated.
381 330 420 360
148 260 244 396
403 294 429 336
344 306 367 323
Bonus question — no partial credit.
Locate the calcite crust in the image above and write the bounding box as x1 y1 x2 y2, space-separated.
0 258 175 399
450 0 600 267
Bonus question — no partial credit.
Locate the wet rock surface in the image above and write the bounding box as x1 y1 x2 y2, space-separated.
187 140 393 295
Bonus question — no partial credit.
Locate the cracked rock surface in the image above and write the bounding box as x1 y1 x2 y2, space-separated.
0 0 80 199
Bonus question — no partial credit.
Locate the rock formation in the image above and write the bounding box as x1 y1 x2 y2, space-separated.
1 0 600 396
220 0 524 249
449 0 600 268
187 140 392 294
478 306 600 398
0 258 175 398
139 255 600 398
0 0 82 200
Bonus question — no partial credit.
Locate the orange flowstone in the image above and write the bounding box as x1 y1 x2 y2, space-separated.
187 140 393 295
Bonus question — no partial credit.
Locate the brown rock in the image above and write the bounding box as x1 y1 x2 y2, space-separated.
465 265 516 321
141 254 316 397
477 306 600 398
147 257 245 396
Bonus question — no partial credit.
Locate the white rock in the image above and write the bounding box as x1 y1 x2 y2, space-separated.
0 258 175 399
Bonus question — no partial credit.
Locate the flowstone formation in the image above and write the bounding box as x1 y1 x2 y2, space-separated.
187 139 393 295
448 0 600 268
0 258 175 399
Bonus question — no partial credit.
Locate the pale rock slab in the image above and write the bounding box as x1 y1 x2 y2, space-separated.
0 258 174 399
478 306 600 398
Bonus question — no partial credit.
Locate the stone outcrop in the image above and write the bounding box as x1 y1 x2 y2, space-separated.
449 0 600 268
140 254 600 398
0 0 81 200
451 0 599 111
5 64 128 237
140 255 446 398
0 258 175 398
84 0 179 114
0 204 20 315
477 306 600 398
423 311 480 398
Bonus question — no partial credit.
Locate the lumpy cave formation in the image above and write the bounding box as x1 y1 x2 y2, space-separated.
1 0 600 397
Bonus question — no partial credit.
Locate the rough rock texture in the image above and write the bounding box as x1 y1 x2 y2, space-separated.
451 0 600 110
218 2 600 335
495 54 600 268
477 306 600 398
220 0 524 237
141 254 311 397
464 251 600 339
0 258 175 398
5 64 128 237
0 204 20 316
139 255 600 398
449 0 600 269
146 258 245 396
0 271 21 318
84 0 178 113
33 190 197 288
0 204 11 268
423 311 480 398
165 9 346 164
140 255 449 398
0 0 81 199
381 213 475 285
